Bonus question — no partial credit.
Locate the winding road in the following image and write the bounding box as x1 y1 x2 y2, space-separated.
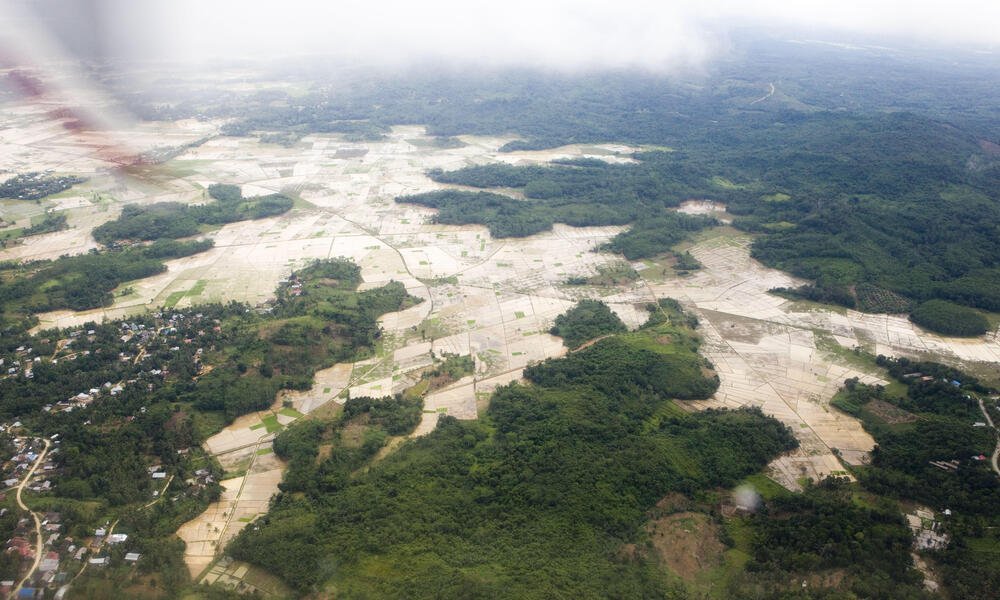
11 438 51 599
749 82 776 105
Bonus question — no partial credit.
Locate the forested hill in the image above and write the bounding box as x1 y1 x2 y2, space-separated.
133 35 1000 149
228 300 796 596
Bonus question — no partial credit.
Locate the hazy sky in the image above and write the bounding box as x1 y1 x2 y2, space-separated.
5 0 1000 71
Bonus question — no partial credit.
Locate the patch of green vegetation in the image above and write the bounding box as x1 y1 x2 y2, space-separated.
855 283 913 313
672 250 702 272
0 238 213 321
191 410 228 440
189 279 208 296
402 379 431 402
813 331 879 373
965 537 1000 554
0 172 87 200
710 176 742 189
425 352 475 382
910 299 990 336
537 299 717 400
164 290 186 308
0 226 25 245
739 474 790 501
261 414 282 433
736 477 924 598
587 260 639 285
279 406 304 419
604 213 718 260
761 192 791 202
548 298 627 349
0 212 67 247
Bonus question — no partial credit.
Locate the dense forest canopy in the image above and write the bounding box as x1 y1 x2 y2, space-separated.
398 110 1000 323
399 162 719 256
91 184 293 245
909 299 990 337
547 299 626 349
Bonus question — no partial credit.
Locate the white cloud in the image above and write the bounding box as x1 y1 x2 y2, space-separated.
6 0 1000 72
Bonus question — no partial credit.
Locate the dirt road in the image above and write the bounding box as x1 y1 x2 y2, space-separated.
976 397 1000 477
12 438 51 599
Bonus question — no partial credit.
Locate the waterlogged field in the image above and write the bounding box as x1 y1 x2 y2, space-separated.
4 106 1000 581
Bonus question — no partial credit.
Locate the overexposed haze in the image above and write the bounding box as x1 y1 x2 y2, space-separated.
3 0 1000 71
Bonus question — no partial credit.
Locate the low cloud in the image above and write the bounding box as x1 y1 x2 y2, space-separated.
4 0 999 73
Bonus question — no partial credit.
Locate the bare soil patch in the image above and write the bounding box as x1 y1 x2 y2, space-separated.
316 443 333 464
645 511 726 580
340 416 370 448
700 309 784 344
867 398 918 425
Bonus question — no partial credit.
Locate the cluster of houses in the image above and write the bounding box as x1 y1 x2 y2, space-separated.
0 312 233 595
0 343 46 380
6 313 227 420
187 468 216 490
900 372 947 384
906 508 950 551
1 512 72 595
0 431 151 595
0 436 54 492
2 298 229 388
46 381 127 415
285 276 305 297
1 510 144 598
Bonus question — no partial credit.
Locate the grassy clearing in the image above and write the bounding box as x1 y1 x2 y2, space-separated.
739 473 790 501
761 192 791 202
813 331 879 373
164 290 187 308
966 537 1000 554
189 279 208 296
710 176 743 189
0 227 25 242
261 414 283 433
279 406 304 419
191 410 228 440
